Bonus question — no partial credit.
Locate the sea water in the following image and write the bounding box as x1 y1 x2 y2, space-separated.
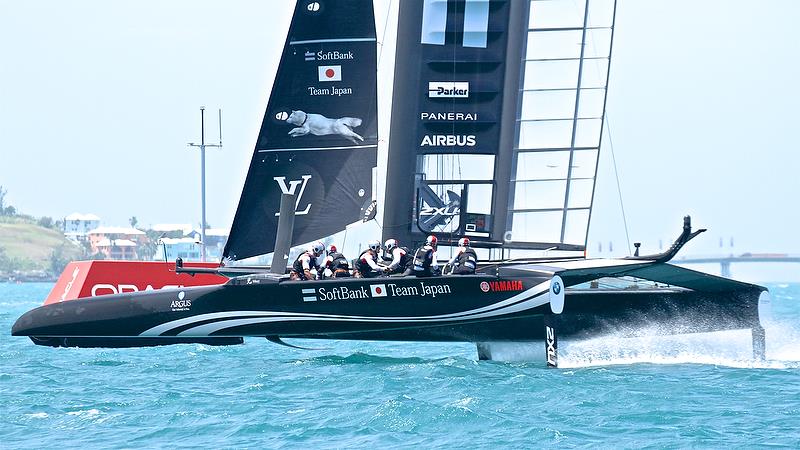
2 282 799 448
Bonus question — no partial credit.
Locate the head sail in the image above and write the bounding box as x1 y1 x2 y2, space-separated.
224 0 378 262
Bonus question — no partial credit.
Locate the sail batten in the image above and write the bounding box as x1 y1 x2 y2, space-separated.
256 144 378 154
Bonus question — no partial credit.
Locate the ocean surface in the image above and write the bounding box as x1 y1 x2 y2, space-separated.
2 282 799 449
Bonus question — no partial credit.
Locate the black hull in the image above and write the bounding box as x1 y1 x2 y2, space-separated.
29 336 244 348
12 261 767 357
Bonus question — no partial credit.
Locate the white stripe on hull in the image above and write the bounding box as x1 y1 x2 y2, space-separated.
140 281 552 337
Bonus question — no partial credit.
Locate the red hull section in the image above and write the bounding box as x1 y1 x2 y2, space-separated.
44 261 227 305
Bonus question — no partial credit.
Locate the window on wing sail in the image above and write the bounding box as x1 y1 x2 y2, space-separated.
569 276 691 291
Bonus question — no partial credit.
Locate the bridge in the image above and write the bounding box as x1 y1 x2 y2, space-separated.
671 254 800 278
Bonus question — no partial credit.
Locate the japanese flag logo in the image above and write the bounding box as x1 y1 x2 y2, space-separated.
370 284 387 297
318 65 342 82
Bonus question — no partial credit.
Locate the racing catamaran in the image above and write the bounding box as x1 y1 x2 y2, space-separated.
12 0 769 367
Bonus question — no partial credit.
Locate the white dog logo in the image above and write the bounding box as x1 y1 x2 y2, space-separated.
286 110 364 144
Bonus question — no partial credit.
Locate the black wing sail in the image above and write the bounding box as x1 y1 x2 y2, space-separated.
383 0 616 257
224 0 378 262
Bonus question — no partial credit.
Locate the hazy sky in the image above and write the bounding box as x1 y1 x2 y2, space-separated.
1 0 798 267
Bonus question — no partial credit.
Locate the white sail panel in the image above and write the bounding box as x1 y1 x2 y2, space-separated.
420 0 447 45
521 90 578 120
511 211 563 243
567 179 595 209
421 154 495 181
577 89 607 118
563 209 591 244
505 0 615 250
587 0 616 27
574 118 603 147
569 149 599 178
515 151 570 180
523 60 579 89
518 121 573 149
530 0 585 29
513 180 567 210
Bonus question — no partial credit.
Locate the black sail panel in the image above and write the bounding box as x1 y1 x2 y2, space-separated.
224 0 378 262
383 0 519 248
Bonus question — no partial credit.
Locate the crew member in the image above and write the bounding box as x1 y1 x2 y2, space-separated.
290 241 324 280
382 238 412 276
354 240 385 278
406 235 439 277
447 237 478 275
322 245 350 278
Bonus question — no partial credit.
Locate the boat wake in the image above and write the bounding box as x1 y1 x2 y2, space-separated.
482 319 800 369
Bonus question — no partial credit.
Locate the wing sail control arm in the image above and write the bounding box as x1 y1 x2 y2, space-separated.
626 216 706 263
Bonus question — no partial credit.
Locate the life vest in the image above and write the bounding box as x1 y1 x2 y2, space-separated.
327 251 349 271
385 246 412 275
453 248 478 274
355 249 379 276
291 252 318 280
398 246 412 271
412 245 435 276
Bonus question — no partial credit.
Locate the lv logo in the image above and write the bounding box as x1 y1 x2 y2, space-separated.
273 175 312 216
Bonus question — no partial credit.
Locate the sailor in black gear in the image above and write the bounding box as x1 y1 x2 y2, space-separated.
381 239 412 276
354 240 385 278
290 241 324 280
447 237 478 275
322 245 350 278
405 235 440 277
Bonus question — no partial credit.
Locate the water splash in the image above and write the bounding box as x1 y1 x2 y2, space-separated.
480 319 800 369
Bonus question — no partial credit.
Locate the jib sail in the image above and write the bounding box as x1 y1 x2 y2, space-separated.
223 0 378 262
382 0 616 257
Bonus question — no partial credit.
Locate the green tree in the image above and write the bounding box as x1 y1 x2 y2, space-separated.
0 185 6 213
138 229 162 261
129 216 138 228
49 246 71 276
38 216 54 229
0 246 8 271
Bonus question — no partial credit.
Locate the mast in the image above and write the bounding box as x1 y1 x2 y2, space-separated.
188 107 223 261
491 0 530 247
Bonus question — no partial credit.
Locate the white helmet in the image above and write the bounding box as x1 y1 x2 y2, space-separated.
384 239 398 252
310 241 325 257
368 240 381 252
458 237 470 247
426 235 437 248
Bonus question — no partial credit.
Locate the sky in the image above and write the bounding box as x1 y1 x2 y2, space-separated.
1 0 798 275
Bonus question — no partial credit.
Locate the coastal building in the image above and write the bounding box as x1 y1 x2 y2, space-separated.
86 226 146 260
150 228 228 261
63 213 101 242
151 237 203 261
150 223 193 237
185 228 228 261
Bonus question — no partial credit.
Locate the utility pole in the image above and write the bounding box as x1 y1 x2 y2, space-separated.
188 107 222 262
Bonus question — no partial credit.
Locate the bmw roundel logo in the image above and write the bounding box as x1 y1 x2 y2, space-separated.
552 281 561 295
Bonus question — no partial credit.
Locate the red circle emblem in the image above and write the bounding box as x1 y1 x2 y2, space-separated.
375 287 382 294
325 68 335 78
480 281 490 293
